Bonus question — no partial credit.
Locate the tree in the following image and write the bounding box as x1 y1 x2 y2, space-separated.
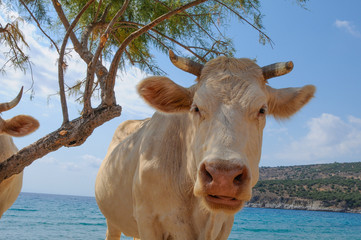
0 0 307 182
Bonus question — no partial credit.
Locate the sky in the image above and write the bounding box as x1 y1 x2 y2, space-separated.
1 0 361 197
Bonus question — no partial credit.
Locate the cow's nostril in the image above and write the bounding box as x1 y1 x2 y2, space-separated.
204 168 213 183
234 173 243 185
200 163 213 183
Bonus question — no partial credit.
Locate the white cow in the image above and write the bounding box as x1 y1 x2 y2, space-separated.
0 88 39 218
95 51 316 239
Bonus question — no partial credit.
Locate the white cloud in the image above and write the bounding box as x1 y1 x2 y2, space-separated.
37 156 57 164
265 125 288 136
36 153 103 172
115 66 155 118
349 115 361 125
81 154 103 169
274 113 361 164
37 155 79 171
334 19 361 38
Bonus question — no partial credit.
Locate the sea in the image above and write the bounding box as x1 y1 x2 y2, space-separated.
0 192 360 240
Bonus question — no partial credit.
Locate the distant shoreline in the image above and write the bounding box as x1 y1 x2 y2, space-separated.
248 162 361 215
245 202 361 214
21 191 94 198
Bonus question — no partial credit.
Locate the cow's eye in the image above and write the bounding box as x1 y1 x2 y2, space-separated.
258 106 267 117
191 104 201 115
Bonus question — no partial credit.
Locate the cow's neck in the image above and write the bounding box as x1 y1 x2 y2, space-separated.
152 112 235 239
191 198 234 239
142 112 192 206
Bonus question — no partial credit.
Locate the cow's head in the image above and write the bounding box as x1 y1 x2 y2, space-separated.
0 87 39 137
138 51 315 214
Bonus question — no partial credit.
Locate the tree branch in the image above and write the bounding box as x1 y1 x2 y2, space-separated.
213 0 273 46
57 0 96 124
52 0 109 111
154 0 219 44
117 21 206 62
19 0 60 54
0 23 30 72
84 0 130 114
52 0 106 71
93 0 103 23
52 0 83 58
104 0 208 106
80 4 110 50
0 105 122 183
3 26 27 59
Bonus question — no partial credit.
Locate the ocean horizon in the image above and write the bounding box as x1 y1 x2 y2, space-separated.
1 192 361 240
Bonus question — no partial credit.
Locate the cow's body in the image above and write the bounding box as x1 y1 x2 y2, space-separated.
96 52 315 239
96 115 235 239
0 88 39 218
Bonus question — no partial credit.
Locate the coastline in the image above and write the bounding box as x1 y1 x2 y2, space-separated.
245 200 361 214
250 162 361 214
20 191 361 214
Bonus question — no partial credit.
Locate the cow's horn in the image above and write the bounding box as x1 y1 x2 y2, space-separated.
0 86 23 113
169 50 204 77
262 61 294 80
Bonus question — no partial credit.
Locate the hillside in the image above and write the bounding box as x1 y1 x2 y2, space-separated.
246 162 361 213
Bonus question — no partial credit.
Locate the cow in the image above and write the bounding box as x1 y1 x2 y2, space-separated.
95 50 316 240
0 87 39 218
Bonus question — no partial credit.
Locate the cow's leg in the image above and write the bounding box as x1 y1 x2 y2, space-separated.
105 221 122 240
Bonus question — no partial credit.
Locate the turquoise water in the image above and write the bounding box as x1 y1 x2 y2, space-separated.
1 192 360 240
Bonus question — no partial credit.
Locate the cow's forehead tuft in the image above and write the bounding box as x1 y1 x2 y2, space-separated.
200 57 263 84
195 57 264 104
203 57 260 73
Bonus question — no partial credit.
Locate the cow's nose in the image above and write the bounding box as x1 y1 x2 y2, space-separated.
200 161 251 198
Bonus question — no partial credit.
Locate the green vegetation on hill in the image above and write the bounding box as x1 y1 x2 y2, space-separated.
248 162 361 213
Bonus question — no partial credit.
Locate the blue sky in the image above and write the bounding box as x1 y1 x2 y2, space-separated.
1 0 361 196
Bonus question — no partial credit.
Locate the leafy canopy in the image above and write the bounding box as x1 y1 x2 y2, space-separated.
2 0 271 73
0 0 307 101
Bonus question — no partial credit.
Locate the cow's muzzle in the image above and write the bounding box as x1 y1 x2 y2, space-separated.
197 161 252 212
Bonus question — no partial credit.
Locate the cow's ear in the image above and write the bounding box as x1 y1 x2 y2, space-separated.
266 85 316 119
137 76 192 113
3 115 39 137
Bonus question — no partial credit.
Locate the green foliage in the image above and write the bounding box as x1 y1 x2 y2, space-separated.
0 16 30 73
254 162 361 210
20 0 51 24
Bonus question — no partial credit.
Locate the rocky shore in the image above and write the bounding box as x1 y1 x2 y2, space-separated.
245 196 361 214
246 162 361 214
